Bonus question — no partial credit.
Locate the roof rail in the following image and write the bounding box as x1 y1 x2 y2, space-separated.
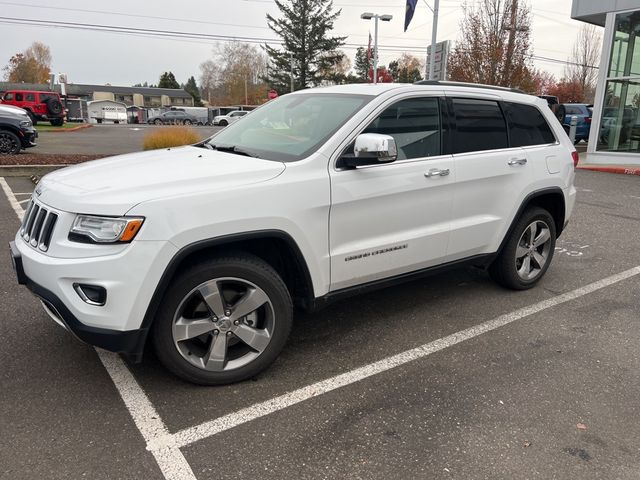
414 80 526 94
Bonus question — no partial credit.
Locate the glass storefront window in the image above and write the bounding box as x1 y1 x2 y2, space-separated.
597 79 640 152
598 11 640 153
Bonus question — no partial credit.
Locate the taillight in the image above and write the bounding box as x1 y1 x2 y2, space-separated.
586 117 592 124
571 151 579 167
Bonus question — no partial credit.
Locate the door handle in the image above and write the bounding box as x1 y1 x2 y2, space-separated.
424 168 450 178
508 158 527 166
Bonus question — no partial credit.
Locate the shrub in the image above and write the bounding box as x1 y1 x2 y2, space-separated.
143 126 200 151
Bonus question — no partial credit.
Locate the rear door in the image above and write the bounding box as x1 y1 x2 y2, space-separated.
446 96 533 260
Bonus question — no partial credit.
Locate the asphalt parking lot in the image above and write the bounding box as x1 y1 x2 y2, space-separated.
1 170 640 479
35 124 222 155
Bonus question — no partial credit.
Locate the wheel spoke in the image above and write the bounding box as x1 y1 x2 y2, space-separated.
527 224 537 245
232 324 271 352
533 228 551 248
198 280 226 317
173 317 215 341
229 287 269 321
203 333 228 371
518 255 531 276
516 244 529 259
532 251 546 269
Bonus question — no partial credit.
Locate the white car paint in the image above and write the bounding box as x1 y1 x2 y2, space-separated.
14 83 576 338
213 110 248 126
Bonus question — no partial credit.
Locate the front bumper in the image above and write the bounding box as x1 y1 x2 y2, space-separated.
10 241 146 359
20 128 38 148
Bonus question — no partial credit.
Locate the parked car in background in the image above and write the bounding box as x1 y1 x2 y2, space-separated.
0 107 37 154
0 90 66 126
557 103 592 144
147 110 198 125
213 110 248 126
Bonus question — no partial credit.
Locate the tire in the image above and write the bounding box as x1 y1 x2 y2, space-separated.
50 118 64 127
219 120 228 126
152 254 293 385
26 110 37 126
489 207 556 290
154 119 162 125
183 119 192 125
0 129 22 154
45 98 63 116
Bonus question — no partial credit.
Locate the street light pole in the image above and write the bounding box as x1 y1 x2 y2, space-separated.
428 0 439 80
361 12 393 85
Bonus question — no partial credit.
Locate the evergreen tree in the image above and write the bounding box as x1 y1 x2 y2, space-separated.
158 71 180 89
353 47 371 81
265 0 346 92
185 76 204 106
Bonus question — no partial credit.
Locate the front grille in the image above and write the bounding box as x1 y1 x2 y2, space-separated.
20 199 58 252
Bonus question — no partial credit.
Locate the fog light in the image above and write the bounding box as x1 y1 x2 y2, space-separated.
73 283 107 306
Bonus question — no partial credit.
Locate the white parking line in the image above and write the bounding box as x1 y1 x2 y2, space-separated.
1 177 195 480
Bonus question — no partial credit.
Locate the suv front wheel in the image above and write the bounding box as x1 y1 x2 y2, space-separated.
489 207 556 290
152 254 293 385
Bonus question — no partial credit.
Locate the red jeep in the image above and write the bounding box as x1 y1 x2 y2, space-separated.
0 90 65 126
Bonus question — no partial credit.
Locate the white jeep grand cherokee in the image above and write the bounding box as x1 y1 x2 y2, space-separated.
11 82 577 385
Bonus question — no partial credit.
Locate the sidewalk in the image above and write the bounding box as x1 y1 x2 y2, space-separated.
576 151 640 176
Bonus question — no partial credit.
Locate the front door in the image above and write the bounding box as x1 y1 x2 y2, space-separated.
329 96 454 291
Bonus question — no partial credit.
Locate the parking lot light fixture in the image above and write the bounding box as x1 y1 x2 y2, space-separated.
361 12 393 84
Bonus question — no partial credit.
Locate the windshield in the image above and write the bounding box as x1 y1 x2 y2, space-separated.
206 93 373 162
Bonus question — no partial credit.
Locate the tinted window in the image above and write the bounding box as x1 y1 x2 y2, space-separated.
363 97 441 160
452 98 507 153
15 93 23 101
4 93 13 101
504 102 556 147
26 93 36 102
565 105 583 115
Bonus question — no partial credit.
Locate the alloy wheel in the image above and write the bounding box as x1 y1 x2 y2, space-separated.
0 132 19 154
515 220 552 280
171 277 274 372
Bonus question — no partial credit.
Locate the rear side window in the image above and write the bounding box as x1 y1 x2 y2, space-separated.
26 93 36 102
363 97 441 160
451 98 508 153
504 102 556 147
15 93 23 101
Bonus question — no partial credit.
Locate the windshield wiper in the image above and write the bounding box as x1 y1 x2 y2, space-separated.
209 144 259 158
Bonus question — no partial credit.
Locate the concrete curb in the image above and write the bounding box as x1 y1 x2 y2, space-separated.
577 165 640 176
37 124 92 133
0 165 69 177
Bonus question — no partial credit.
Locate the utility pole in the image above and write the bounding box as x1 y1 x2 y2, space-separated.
244 75 248 105
361 12 393 84
428 0 439 80
503 0 518 85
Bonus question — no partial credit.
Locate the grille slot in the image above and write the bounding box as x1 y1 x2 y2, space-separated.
20 199 58 252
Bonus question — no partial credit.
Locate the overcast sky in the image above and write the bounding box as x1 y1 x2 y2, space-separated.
0 0 598 87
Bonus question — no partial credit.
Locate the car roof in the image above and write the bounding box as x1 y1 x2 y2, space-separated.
294 82 543 106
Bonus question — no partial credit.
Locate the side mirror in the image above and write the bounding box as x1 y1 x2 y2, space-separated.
338 133 398 168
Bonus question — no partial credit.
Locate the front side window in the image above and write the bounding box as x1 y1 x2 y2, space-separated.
451 98 508 153
4 93 13 101
206 93 372 162
362 97 441 160
26 93 36 102
504 102 556 147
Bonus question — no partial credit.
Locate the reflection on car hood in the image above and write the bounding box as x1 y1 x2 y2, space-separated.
36 146 286 214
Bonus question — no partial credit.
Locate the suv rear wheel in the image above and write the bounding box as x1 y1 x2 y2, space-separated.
152 254 293 385
50 118 64 127
0 130 21 154
489 207 556 290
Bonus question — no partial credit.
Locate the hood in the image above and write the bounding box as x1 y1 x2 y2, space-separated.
0 104 29 118
36 146 285 214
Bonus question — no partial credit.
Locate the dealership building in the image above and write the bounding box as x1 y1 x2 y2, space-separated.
572 0 640 165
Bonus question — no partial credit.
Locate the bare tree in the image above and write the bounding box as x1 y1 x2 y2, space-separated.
447 0 534 89
564 24 602 103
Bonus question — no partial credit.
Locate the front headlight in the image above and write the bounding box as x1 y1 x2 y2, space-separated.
69 215 144 243
20 119 32 127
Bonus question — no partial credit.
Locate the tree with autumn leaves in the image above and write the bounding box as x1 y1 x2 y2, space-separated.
3 42 52 83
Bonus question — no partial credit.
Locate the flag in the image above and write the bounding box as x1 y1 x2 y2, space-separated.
367 32 373 61
404 0 418 32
